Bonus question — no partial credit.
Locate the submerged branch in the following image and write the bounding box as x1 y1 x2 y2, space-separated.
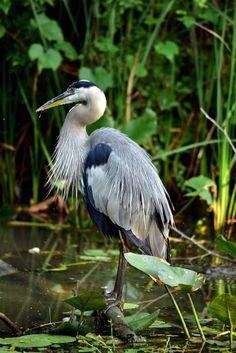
0 312 21 334
104 306 141 342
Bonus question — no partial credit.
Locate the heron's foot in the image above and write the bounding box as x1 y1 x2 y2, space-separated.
104 291 124 312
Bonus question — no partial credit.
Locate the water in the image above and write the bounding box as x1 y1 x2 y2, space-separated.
0 221 235 352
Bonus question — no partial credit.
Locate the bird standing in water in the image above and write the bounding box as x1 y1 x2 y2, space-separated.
37 80 174 305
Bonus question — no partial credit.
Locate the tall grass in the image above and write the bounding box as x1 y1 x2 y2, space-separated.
210 3 235 234
189 2 236 235
0 0 235 235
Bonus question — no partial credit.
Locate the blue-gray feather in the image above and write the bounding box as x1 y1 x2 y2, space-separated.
83 127 174 260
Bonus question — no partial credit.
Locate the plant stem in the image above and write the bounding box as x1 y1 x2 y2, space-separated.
187 293 206 342
164 285 191 339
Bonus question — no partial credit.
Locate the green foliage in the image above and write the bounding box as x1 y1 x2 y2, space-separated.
0 0 235 237
208 294 236 327
124 252 205 292
126 311 160 332
28 44 62 72
80 67 113 92
0 334 76 348
184 175 214 205
215 235 236 259
154 41 179 62
121 108 157 144
64 290 107 311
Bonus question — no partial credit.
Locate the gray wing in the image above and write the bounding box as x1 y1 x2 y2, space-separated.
86 127 174 258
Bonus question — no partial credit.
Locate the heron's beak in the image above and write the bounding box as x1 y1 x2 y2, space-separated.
36 90 76 112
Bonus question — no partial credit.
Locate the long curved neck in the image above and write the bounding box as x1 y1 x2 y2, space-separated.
48 113 89 199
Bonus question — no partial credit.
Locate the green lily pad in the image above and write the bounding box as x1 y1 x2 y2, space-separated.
126 311 160 332
124 253 204 292
215 235 236 258
208 294 236 326
0 334 76 348
64 290 107 311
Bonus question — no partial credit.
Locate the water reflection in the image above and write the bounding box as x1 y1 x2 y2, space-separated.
0 222 235 353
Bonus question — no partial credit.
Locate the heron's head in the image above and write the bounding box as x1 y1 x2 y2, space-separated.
36 80 107 125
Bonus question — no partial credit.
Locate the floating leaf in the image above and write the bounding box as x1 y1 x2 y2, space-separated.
64 290 107 311
124 253 204 292
121 108 157 144
215 235 236 259
126 311 160 332
208 294 236 326
0 334 76 348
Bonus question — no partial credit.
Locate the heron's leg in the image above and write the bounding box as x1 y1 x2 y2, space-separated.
106 231 128 306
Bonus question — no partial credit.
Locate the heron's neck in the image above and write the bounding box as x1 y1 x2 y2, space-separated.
48 113 89 199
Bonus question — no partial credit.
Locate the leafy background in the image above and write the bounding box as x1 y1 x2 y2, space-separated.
0 0 235 235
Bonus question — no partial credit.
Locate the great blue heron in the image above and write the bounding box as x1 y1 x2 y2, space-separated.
37 80 174 305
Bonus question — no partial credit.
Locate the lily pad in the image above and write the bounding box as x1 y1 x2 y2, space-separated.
0 334 76 348
208 294 236 326
126 311 160 332
215 235 236 258
64 290 107 311
124 253 204 292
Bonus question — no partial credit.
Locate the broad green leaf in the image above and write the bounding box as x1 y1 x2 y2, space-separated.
184 175 214 205
64 290 107 311
157 90 178 111
28 45 62 73
215 235 236 259
0 334 76 348
0 0 11 14
79 67 96 82
125 252 204 292
208 294 236 326
0 24 6 38
94 66 113 91
186 189 213 205
31 14 64 42
126 311 160 332
179 15 195 28
95 37 118 54
79 66 113 91
121 108 157 144
38 48 62 73
184 175 214 190
154 41 179 62
136 64 147 78
28 43 44 61
55 41 78 61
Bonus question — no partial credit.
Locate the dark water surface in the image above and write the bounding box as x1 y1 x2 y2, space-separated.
0 222 235 352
